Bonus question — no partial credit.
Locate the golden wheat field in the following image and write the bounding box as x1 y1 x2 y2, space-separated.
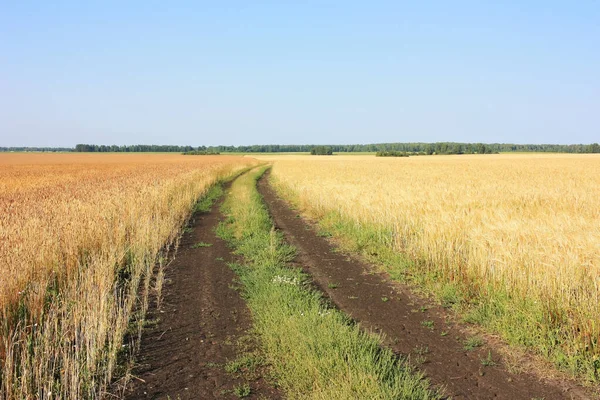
0 153 257 399
266 153 600 378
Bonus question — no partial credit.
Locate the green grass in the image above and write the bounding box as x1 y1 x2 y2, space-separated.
225 354 264 375
193 163 264 214
481 351 497 367
464 336 485 351
421 320 434 330
270 177 600 383
218 166 439 399
194 184 224 213
233 383 252 398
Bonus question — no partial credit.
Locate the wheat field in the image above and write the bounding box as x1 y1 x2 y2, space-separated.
0 153 257 399
267 153 600 379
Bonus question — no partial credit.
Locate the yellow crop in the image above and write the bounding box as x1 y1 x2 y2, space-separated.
0 153 257 398
268 153 600 378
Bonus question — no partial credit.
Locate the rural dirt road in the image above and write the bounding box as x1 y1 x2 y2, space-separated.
258 170 591 400
126 187 280 400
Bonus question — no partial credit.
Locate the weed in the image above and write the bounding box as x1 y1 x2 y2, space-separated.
481 351 497 367
194 184 224 213
225 355 263 374
381 297 389 302
233 384 251 398
421 320 434 330
192 242 212 248
228 283 243 292
413 355 427 365
143 318 160 328
440 284 460 308
327 282 339 289
464 336 484 351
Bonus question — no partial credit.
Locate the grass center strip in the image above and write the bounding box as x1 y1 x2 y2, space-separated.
217 166 439 399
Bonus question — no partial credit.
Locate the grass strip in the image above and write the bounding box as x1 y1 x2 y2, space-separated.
217 166 438 400
194 183 224 213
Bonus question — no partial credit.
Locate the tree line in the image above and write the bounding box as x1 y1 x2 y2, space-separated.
376 151 411 157
310 146 333 155
0 146 73 152
182 149 221 155
74 144 196 153
1 142 599 154
233 142 596 154
165 142 599 154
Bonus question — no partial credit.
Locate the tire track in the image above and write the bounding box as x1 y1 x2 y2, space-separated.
126 185 280 400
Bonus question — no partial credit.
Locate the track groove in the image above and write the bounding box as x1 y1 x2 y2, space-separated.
126 187 280 400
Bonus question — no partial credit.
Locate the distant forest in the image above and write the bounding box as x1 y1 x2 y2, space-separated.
75 144 196 153
0 146 74 152
1 142 599 154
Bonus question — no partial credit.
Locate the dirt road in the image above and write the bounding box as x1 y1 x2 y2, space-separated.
126 186 279 400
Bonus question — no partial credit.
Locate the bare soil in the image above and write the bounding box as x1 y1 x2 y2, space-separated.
125 188 280 400
258 171 592 400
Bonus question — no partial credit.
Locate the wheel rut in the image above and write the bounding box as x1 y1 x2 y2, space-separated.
258 170 591 400
125 185 280 400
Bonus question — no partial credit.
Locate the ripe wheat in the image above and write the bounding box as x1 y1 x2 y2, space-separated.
268 153 600 380
0 153 257 398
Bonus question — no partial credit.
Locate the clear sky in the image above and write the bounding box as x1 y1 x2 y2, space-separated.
1 1 598 147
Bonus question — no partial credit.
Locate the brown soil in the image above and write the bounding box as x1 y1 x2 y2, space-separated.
258 171 593 400
125 188 280 400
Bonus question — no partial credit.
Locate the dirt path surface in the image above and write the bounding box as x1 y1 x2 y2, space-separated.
258 171 591 400
126 188 280 400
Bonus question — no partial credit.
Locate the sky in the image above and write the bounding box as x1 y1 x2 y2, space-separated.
0 1 598 147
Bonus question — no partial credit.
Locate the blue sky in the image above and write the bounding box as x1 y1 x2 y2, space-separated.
1 1 598 147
